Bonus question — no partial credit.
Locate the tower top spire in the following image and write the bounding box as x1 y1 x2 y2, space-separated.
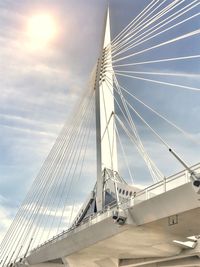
103 4 111 48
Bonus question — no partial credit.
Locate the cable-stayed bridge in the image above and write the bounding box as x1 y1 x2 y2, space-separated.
1 1 200 266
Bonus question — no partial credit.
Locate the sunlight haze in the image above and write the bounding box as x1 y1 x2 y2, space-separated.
26 14 57 50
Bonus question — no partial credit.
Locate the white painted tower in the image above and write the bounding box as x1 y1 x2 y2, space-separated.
95 8 118 211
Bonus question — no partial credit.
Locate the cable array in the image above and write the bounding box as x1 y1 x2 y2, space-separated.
102 0 200 180
0 84 96 266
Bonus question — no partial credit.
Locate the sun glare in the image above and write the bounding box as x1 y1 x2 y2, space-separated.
27 14 57 50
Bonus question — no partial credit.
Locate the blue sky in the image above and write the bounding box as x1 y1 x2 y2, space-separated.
0 0 200 241
0 0 106 239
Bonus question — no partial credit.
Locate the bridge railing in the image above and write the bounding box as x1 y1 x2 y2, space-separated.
133 162 200 204
30 162 200 254
120 162 200 209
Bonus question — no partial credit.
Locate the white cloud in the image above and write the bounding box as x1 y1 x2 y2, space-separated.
0 208 12 239
0 197 13 241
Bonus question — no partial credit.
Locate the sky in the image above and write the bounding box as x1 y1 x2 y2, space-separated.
0 0 107 240
0 0 200 244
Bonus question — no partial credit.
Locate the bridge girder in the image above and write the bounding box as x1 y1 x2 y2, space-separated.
119 256 200 267
119 241 200 267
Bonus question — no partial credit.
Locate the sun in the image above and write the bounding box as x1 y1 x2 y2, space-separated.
27 14 57 50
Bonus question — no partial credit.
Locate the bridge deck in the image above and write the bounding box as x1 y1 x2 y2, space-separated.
25 163 200 266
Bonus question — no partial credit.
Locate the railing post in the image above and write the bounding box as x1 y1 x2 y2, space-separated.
146 189 148 200
164 177 167 192
185 170 189 182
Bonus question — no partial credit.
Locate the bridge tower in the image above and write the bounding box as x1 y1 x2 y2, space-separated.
95 8 118 211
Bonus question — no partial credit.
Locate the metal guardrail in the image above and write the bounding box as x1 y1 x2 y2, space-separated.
30 162 200 254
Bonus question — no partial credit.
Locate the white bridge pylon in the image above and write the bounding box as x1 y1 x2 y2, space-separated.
98 8 118 175
95 8 118 211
